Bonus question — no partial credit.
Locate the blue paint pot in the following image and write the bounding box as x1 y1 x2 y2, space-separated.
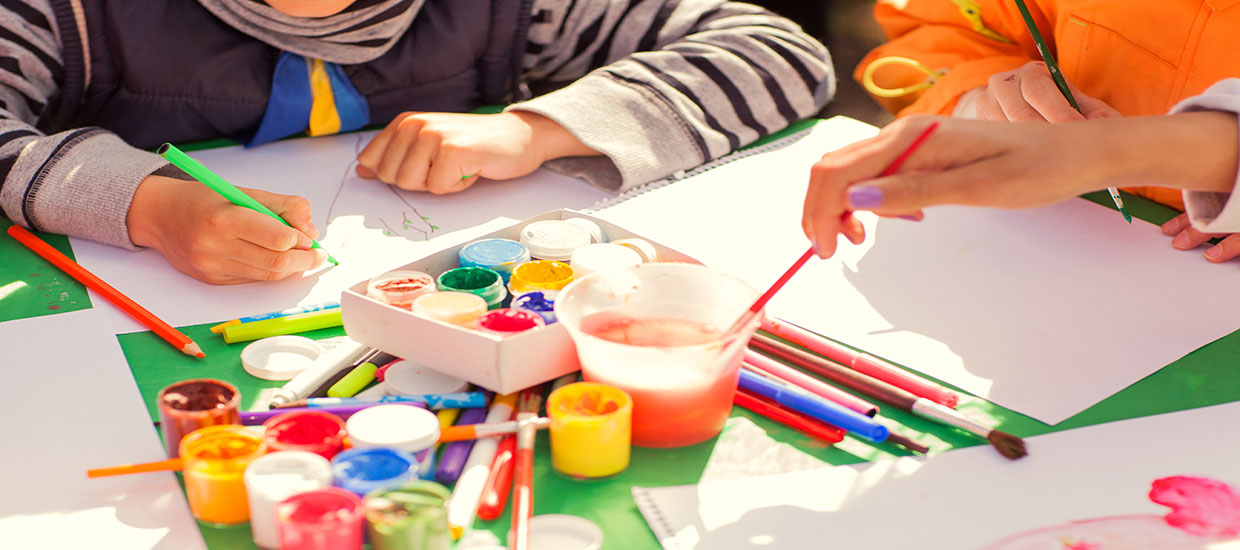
458 239 531 283
330 448 418 496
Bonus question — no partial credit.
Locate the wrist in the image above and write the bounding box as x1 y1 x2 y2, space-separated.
127 174 172 249
508 110 600 162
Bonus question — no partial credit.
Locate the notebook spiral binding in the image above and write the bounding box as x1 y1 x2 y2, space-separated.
585 126 817 212
630 486 682 548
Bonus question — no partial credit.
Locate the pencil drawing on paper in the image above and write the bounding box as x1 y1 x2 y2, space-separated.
327 134 438 241
980 476 1240 550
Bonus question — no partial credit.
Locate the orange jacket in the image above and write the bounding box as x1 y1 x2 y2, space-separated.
858 0 1240 209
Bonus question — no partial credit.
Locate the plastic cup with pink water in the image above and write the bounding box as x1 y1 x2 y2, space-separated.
555 263 760 448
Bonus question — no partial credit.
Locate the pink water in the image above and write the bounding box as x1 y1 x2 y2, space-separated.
581 314 739 447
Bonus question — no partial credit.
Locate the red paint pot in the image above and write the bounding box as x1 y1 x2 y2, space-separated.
263 410 348 460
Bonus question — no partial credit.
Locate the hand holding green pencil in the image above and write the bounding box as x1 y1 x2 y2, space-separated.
158 143 340 265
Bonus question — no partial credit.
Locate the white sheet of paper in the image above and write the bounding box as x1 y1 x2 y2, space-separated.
0 310 205 549
71 130 610 333
598 117 1240 424
633 401 1240 550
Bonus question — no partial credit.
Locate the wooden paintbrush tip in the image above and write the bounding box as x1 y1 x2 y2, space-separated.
885 432 930 454
987 430 1027 460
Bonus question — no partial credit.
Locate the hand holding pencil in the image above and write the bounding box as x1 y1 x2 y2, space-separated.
127 173 328 284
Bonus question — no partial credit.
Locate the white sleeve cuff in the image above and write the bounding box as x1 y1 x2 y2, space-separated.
1168 79 1240 233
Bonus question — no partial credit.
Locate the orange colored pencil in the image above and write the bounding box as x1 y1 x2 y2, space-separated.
7 225 205 358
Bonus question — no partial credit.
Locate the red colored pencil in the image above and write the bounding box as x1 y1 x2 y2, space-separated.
761 317 958 408
734 389 845 443
744 350 878 417
7 225 204 358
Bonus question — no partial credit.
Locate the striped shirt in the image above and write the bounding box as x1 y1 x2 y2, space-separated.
0 0 833 249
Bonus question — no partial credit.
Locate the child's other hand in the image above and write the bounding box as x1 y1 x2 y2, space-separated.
1161 214 1240 262
957 61 1120 123
127 175 326 284
355 111 598 194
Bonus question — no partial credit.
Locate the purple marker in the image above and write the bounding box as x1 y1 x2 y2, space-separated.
241 402 425 426
435 405 490 484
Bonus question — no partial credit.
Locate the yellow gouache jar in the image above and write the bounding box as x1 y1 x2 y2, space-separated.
508 260 575 295
546 382 632 479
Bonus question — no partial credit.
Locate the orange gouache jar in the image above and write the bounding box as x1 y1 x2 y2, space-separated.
179 425 267 525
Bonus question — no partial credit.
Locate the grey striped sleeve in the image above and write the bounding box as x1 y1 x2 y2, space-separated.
0 0 166 249
509 0 834 191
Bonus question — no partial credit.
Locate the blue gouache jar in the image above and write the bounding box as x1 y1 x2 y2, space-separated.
512 291 557 325
330 448 418 497
457 239 530 284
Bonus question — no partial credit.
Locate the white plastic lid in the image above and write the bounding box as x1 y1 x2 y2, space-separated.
345 404 441 453
383 359 470 395
610 238 659 263
520 220 592 261
563 218 607 243
522 514 604 550
569 243 643 278
240 335 324 381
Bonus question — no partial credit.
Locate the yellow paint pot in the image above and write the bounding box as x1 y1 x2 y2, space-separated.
508 260 575 295
546 382 632 479
180 425 267 525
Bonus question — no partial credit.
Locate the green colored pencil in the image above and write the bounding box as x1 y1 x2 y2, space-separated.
157 143 340 264
1011 0 1132 223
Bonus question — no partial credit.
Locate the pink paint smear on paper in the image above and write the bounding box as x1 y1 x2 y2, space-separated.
980 476 1240 550
1151 476 1240 537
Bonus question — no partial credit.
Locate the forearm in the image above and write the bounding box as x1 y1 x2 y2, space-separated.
0 128 170 249
513 0 832 190
1097 112 1238 195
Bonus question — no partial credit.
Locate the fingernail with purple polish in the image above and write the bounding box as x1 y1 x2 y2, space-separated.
849 185 883 208
898 214 921 222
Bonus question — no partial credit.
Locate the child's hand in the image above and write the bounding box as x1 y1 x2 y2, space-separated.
1161 214 1240 262
127 175 326 284
956 61 1120 123
803 116 1100 258
356 111 598 194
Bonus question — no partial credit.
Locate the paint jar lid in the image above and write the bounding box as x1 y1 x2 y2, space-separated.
563 218 607 244
240 335 324 381
382 359 470 395
346 404 441 454
520 514 604 550
331 448 419 496
610 238 659 263
458 239 530 282
411 291 488 327
367 270 436 310
520 220 592 261
569 243 643 279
